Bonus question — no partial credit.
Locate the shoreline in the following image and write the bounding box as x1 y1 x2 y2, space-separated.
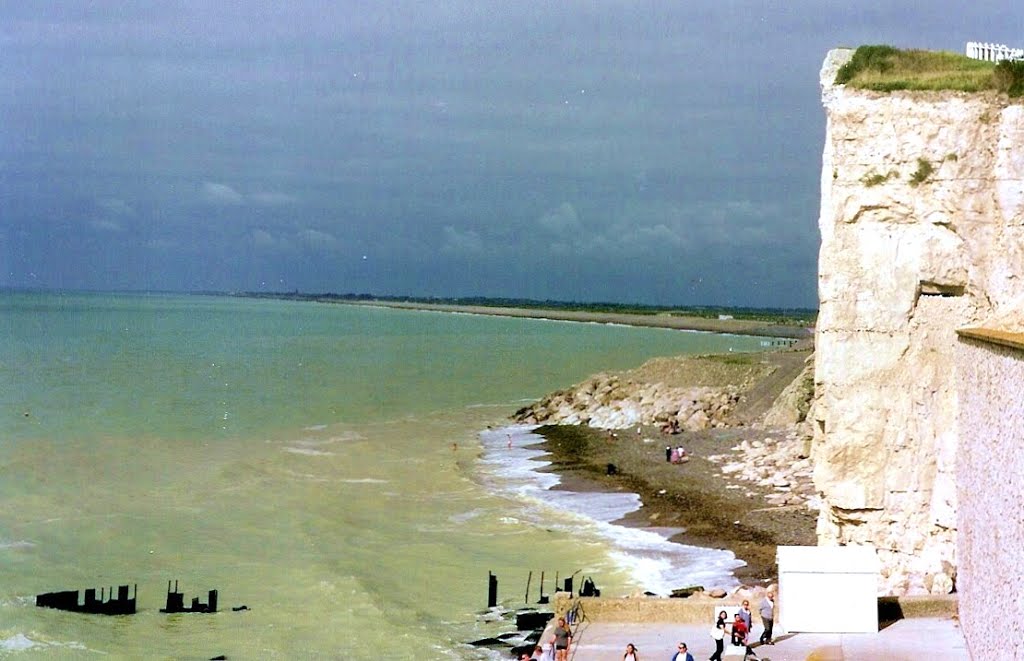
481 424 748 596
324 299 814 340
532 424 817 587
510 347 818 589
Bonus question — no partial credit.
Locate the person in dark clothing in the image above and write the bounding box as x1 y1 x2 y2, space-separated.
758 591 775 645
671 641 694 661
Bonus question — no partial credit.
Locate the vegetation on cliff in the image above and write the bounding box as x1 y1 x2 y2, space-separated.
835 45 1024 97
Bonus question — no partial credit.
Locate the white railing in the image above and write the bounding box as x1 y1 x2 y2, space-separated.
965 41 1024 62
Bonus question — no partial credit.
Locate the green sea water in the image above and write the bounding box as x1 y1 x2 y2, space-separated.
0 292 765 659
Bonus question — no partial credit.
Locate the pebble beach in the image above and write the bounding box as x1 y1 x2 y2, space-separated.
518 345 819 589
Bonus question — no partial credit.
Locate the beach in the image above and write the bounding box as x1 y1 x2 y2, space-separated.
329 299 814 340
520 346 818 588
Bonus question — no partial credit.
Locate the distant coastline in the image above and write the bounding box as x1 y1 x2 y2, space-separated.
301 298 814 340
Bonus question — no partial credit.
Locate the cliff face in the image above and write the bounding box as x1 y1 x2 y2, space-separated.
814 49 1024 595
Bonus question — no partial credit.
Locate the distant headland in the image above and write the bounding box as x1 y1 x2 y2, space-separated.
234 291 816 339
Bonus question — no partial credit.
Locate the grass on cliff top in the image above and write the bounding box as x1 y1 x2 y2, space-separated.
835 45 1024 94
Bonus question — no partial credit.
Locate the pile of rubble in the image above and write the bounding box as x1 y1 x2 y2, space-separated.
707 426 821 511
514 373 739 431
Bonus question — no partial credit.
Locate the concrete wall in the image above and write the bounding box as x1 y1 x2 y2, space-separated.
956 329 1024 660
553 594 763 625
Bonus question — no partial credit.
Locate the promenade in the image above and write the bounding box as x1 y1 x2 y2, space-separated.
566 617 968 660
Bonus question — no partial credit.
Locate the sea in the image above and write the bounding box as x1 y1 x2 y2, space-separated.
0 291 767 659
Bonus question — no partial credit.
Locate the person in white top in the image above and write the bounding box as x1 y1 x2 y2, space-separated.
709 620 726 661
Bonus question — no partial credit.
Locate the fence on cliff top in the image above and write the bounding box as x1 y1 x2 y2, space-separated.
965 41 1024 62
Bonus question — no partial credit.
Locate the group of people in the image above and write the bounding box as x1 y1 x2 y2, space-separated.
518 592 773 661
708 591 775 661
610 591 775 661
517 617 573 661
665 444 689 464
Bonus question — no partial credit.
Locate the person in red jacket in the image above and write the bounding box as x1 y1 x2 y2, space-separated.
730 613 757 660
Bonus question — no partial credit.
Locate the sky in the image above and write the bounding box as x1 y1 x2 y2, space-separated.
2 2 1021 308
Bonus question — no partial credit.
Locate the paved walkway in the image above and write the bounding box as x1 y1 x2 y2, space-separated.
566 617 969 660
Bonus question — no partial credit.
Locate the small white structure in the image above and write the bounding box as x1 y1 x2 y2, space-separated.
965 41 1024 62
777 545 879 633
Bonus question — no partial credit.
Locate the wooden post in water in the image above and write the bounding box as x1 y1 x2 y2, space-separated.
569 569 581 595
524 571 532 605
538 571 545 602
487 572 498 609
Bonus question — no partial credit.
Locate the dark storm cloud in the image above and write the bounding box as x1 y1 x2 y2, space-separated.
2 1 1021 305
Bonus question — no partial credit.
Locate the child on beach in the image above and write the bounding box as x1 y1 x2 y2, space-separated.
730 613 757 660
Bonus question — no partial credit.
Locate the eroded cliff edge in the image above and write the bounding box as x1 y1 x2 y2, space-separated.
814 49 1024 595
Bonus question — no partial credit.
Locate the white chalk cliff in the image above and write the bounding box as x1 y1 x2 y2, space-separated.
814 49 1024 595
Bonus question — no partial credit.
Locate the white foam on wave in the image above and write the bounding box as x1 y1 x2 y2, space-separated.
338 478 388 484
476 425 742 594
0 633 88 653
0 540 34 551
283 446 334 456
1 634 37 651
282 431 366 457
282 469 329 482
448 508 485 524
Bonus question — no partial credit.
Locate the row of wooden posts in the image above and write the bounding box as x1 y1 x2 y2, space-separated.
35 580 218 616
488 569 598 609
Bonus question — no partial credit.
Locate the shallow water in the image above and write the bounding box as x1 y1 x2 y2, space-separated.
0 292 762 659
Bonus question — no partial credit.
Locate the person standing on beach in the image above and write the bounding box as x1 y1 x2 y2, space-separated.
738 600 753 632
622 642 639 660
731 613 757 660
758 591 775 645
708 619 726 661
731 613 747 647
551 617 572 661
671 642 694 661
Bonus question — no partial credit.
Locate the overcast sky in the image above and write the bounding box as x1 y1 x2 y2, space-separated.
2 2 1020 308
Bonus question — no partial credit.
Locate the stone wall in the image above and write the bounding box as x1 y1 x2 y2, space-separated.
955 329 1024 660
813 49 1024 595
